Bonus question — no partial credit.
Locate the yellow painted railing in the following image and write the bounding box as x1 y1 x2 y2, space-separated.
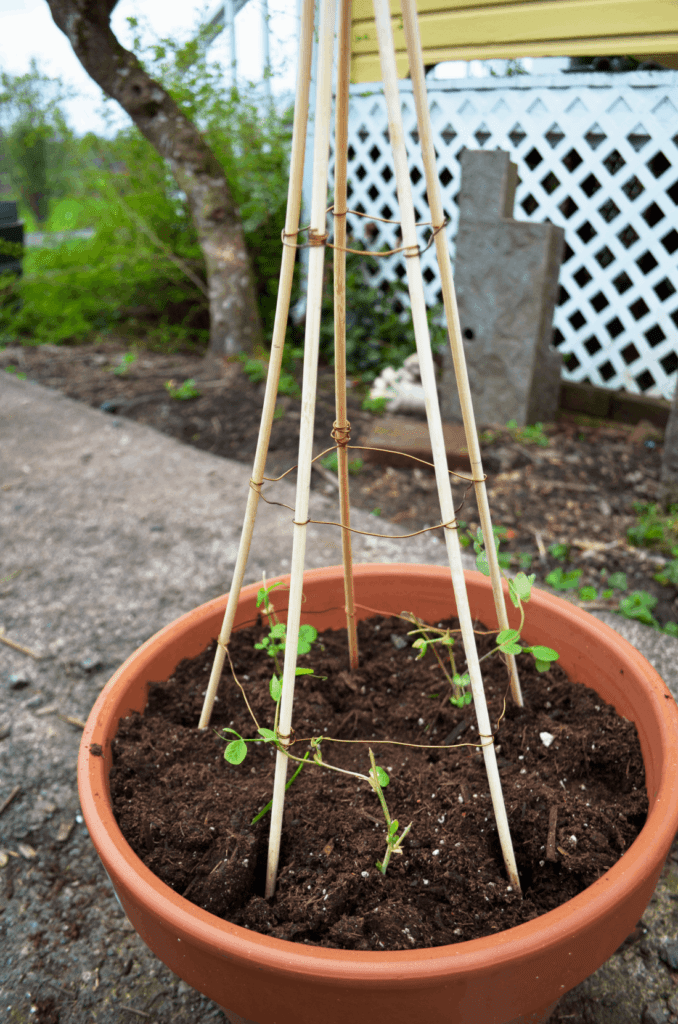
351 0 678 82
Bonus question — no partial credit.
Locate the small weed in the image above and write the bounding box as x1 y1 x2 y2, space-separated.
578 585 598 602
517 551 533 570
241 356 267 385
664 621 678 637
607 571 628 591
627 503 678 553
320 452 363 476
545 567 582 591
273 405 285 420
548 543 569 563
654 553 678 589
506 419 550 448
371 507 382 517
164 378 201 400
618 590 658 628
4 365 27 380
111 352 136 376
278 371 301 399
362 396 387 415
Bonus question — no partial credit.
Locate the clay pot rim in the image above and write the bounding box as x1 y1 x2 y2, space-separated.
79 563 678 983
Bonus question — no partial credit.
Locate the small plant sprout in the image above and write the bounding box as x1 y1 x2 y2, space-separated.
112 351 136 376
164 378 201 400
368 750 412 875
409 616 471 707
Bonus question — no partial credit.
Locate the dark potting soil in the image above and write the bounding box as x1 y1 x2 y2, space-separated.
110 614 648 952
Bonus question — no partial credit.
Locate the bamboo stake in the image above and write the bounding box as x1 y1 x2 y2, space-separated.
333 0 359 671
265 0 338 899
372 0 521 893
400 0 523 708
197 0 315 730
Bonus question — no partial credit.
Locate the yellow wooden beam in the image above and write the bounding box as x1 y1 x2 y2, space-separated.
351 0 678 81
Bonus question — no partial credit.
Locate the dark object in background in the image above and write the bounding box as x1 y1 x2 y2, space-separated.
0 201 24 277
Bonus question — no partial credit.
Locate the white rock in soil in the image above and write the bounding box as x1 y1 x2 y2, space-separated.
539 731 555 748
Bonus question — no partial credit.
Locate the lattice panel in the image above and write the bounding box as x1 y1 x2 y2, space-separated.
327 72 678 400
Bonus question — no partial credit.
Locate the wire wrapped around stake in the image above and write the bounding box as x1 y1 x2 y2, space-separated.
282 203 448 258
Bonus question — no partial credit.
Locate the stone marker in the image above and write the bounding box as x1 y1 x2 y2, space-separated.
439 149 564 427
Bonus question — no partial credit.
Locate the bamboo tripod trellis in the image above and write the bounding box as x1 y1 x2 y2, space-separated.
198 0 524 898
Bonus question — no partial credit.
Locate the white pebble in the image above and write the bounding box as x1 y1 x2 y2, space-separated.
540 732 555 748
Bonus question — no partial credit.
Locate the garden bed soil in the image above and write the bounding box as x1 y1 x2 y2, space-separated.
109 612 647 952
3 341 677 628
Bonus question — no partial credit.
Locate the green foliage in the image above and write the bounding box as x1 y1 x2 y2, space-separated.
165 378 200 400
578 585 598 602
654 555 678 589
361 396 387 415
317 242 446 382
1 25 297 350
548 543 569 562
627 503 678 553
506 420 550 448
320 451 363 476
0 62 75 224
112 352 137 376
607 571 628 591
3 365 27 380
618 590 658 628
545 567 583 591
664 621 678 637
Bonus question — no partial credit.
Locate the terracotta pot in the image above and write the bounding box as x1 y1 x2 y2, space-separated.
78 564 678 1024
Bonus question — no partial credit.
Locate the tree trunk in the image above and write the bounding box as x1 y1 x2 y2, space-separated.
45 0 263 356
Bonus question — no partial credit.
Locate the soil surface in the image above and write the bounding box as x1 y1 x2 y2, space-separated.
3 340 676 631
110 613 647 951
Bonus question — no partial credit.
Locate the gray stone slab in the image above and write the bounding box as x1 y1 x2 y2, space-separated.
440 149 564 428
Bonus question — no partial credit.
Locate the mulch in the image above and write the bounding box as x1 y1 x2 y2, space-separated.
2 339 676 629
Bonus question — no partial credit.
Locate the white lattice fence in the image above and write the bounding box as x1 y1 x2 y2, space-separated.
326 71 678 401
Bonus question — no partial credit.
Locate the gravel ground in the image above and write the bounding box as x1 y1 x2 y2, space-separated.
1 372 677 1024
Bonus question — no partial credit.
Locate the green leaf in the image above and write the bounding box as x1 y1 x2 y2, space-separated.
534 659 550 672
388 819 399 838
496 629 520 645
664 621 678 637
513 572 535 602
500 641 523 655
463 691 473 705
224 738 247 765
546 568 582 591
297 623 318 655
453 671 470 689
608 572 628 591
269 622 287 640
257 727 277 743
476 551 490 576
269 674 282 701
601 588 614 599
578 586 598 601
374 765 389 787
529 645 559 662
295 667 314 676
